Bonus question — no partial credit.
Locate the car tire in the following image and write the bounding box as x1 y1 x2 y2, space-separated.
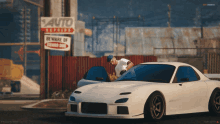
209 88 220 115
144 92 165 121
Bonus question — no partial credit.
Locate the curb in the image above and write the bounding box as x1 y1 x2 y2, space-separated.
0 100 39 104
21 99 68 112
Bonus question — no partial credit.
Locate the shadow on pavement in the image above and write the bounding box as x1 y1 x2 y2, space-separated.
36 112 219 124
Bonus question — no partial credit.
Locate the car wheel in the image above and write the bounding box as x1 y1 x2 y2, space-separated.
209 88 220 115
144 92 165 121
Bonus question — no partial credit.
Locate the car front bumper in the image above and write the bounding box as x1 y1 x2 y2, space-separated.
65 102 144 119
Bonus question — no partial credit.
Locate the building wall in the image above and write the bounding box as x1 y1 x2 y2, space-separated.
74 21 85 56
125 27 220 56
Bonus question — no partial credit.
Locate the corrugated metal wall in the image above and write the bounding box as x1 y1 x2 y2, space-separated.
48 55 157 94
125 27 220 56
208 52 220 74
62 56 77 91
49 56 62 95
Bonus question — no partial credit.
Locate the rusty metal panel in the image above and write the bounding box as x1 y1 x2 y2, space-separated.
145 56 157 62
125 27 220 56
49 56 52 96
49 55 158 92
76 56 89 83
177 57 204 73
207 53 220 74
218 54 220 73
129 55 139 66
49 56 62 95
62 56 77 90
208 53 210 73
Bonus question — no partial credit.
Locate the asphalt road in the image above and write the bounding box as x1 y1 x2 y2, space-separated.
0 111 219 124
0 94 220 124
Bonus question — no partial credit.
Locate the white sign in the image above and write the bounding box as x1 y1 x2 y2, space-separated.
44 35 71 51
41 17 75 34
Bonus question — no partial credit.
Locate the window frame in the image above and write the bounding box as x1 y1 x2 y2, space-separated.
172 66 200 83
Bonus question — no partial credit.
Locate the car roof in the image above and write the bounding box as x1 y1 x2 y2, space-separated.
140 62 190 66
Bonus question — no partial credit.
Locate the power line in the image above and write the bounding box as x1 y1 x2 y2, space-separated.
142 11 167 18
171 12 196 19
168 4 171 27
171 11 197 17
147 19 168 25
171 15 194 21
144 16 167 22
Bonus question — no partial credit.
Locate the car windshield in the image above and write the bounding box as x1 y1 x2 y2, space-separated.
115 64 176 83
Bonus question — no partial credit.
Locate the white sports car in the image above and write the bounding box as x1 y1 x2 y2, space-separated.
65 62 220 120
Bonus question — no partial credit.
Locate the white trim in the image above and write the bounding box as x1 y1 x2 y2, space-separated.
204 74 220 79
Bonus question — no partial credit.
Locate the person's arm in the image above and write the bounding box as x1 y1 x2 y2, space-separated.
126 61 134 70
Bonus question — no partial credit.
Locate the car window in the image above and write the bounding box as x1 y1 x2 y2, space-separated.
84 66 110 82
175 66 198 83
116 64 176 83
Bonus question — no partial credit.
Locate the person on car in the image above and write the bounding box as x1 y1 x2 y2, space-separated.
107 55 134 78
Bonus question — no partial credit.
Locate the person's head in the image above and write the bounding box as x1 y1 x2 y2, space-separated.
107 55 117 65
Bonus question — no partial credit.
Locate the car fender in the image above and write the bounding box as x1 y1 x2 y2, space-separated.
205 80 220 102
127 83 168 116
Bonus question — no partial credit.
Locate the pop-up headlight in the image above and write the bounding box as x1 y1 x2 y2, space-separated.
119 92 131 95
74 91 81 94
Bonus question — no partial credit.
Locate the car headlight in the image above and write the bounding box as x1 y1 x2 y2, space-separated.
69 96 75 101
115 98 129 103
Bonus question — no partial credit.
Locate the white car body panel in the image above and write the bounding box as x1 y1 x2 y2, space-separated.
65 62 220 119
77 79 104 88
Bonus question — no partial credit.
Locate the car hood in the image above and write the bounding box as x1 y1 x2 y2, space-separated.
72 81 154 103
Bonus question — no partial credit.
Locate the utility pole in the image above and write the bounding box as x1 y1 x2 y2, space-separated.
116 16 118 56
113 16 115 53
167 4 171 27
40 0 50 99
167 4 174 56
201 3 216 74
64 0 71 56
92 16 95 52
23 6 27 76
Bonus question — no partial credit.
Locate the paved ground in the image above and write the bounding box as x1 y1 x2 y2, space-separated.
0 94 40 100
0 101 38 111
0 110 220 124
0 94 220 124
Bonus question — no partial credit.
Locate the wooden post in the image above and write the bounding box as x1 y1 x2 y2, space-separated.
40 0 50 99
40 30 46 99
64 0 71 56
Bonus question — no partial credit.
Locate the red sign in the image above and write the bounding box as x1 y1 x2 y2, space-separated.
41 28 74 33
45 42 68 49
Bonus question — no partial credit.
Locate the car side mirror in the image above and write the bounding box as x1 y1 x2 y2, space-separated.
96 77 104 81
180 78 189 81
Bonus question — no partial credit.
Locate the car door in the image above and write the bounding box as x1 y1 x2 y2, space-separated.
166 79 186 114
174 66 207 112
